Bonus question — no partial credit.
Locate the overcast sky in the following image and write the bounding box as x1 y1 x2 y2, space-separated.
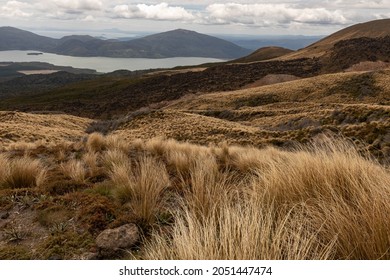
0 0 389 37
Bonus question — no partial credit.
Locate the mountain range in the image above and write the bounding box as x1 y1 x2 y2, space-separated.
0 27 250 59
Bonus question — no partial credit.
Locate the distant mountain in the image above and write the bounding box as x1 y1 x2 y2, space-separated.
233 47 293 63
0 26 57 51
0 27 250 59
123 29 250 59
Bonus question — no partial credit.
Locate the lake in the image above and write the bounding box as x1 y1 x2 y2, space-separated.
0 50 224 73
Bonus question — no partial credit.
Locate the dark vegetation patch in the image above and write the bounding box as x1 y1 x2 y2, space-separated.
327 72 380 99
0 58 322 118
324 36 390 72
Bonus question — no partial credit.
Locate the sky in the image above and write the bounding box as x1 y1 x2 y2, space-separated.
0 0 389 37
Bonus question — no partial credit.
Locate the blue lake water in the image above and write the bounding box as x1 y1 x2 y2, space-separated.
0 50 224 73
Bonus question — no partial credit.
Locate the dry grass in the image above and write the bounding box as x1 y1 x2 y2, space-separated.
2 157 47 189
60 160 87 184
86 132 106 153
109 155 170 225
0 153 10 186
142 137 390 260
82 151 101 178
1 134 389 260
144 199 335 260
0 111 92 148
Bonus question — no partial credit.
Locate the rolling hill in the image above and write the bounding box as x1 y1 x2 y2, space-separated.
281 18 390 60
232 46 294 63
0 27 250 59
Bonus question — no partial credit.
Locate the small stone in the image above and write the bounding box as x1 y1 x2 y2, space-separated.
96 223 139 254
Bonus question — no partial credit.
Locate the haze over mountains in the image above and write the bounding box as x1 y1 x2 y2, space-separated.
0 27 250 59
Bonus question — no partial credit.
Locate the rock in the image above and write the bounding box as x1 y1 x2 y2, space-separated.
95 224 139 256
1 212 10 219
78 252 98 260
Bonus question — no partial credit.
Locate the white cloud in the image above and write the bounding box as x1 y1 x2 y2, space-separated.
82 14 95 21
112 2 195 21
0 0 32 17
205 3 349 26
330 0 390 9
54 0 103 11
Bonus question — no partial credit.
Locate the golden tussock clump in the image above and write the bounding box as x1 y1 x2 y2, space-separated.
86 132 106 153
109 155 170 225
1 156 47 189
60 159 87 184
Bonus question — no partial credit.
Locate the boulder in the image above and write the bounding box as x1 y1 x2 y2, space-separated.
95 223 139 256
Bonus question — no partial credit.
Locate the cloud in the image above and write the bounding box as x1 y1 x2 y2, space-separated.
53 0 103 11
0 0 32 18
112 2 195 21
82 14 95 21
330 0 390 9
204 3 349 26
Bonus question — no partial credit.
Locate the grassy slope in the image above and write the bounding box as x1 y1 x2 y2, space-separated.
0 135 389 260
0 111 93 148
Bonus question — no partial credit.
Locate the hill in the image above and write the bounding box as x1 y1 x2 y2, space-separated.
123 29 250 59
232 46 293 63
282 19 390 60
0 27 250 59
0 26 56 52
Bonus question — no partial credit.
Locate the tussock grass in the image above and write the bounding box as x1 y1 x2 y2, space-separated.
82 151 101 178
102 149 130 173
1 135 389 260
183 156 232 218
86 132 106 152
142 137 390 260
2 157 47 189
144 200 335 260
105 135 131 153
0 153 10 185
60 160 87 183
109 156 170 225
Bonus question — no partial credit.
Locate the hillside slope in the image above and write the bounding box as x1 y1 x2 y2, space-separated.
282 19 390 60
0 111 92 147
233 46 293 63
